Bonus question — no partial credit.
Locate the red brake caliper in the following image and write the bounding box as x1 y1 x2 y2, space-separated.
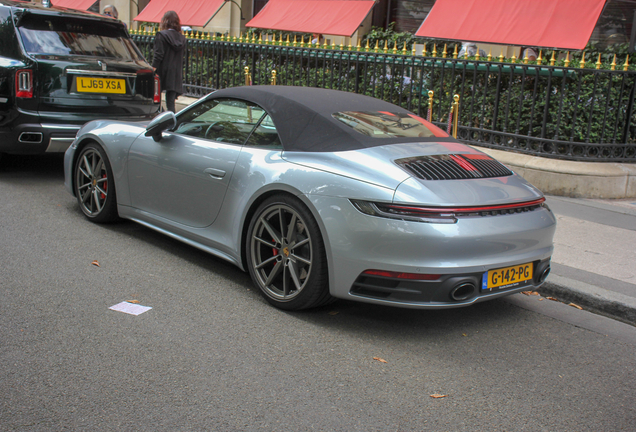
100 174 107 200
272 239 278 257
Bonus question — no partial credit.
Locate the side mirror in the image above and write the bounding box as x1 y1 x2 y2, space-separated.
145 111 177 142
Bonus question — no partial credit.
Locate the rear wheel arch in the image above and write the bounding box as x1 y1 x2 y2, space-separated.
239 190 331 279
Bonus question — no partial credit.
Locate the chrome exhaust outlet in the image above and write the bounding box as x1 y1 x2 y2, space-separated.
450 282 476 301
538 265 551 283
18 132 43 143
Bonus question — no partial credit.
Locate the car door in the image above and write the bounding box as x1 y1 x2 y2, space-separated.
127 98 266 228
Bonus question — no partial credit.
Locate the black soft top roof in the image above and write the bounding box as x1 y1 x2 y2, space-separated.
207 86 452 152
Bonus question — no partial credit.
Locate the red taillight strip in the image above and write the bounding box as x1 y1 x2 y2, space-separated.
363 270 441 281
153 75 161 104
384 198 546 214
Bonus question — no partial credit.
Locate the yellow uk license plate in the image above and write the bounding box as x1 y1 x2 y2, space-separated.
77 77 126 94
482 262 534 291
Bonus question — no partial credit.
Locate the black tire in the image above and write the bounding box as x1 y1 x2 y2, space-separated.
246 194 333 310
73 143 119 223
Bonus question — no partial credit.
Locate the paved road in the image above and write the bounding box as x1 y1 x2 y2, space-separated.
1 154 635 431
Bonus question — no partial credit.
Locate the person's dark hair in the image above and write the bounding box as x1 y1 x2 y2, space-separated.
159 11 181 32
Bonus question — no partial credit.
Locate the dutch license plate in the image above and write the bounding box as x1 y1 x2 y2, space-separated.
77 77 126 94
482 262 533 291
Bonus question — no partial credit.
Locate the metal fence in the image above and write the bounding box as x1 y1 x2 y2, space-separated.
133 35 636 162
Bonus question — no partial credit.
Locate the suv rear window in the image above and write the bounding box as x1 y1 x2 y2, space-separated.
17 14 143 61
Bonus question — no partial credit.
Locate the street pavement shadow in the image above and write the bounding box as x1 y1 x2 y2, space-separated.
0 153 65 181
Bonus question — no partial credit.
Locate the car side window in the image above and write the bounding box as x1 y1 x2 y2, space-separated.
174 98 266 145
245 115 282 148
0 7 20 59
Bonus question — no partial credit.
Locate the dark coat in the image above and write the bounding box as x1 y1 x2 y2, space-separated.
152 29 186 94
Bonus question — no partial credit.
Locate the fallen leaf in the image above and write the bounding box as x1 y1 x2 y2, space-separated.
462 333 467 337
538 298 544 301
546 296 558 302
127 300 140 304
373 357 388 363
91 260 100 267
328 311 339 316
568 303 583 310
430 394 447 399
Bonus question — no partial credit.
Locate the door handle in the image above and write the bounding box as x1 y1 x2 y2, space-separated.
204 168 226 178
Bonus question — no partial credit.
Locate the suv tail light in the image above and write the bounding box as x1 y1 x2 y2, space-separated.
16 69 33 98
153 75 160 104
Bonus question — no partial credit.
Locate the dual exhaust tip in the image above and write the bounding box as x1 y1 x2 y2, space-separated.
449 264 551 302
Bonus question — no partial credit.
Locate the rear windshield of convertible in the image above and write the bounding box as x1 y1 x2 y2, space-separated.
17 14 142 60
333 111 448 139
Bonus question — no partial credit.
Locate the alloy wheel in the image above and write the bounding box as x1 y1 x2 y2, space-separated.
249 204 313 301
76 147 109 217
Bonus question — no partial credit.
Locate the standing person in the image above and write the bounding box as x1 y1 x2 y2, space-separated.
152 11 186 113
519 46 539 61
102 5 127 30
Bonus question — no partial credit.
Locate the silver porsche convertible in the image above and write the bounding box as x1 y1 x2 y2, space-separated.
64 86 556 310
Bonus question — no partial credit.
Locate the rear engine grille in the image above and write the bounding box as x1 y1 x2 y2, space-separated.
396 154 513 180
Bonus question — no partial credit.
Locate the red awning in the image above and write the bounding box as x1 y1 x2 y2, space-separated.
415 0 606 50
246 0 376 37
51 0 97 10
134 0 226 27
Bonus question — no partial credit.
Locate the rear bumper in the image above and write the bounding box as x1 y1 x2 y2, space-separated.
0 109 157 155
0 122 80 154
308 195 557 309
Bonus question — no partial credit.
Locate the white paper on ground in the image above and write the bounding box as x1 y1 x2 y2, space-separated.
109 301 152 316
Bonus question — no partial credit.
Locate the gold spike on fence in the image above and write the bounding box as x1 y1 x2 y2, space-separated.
271 70 277 85
181 34 635 71
452 95 460 138
427 91 434 123
244 67 251 86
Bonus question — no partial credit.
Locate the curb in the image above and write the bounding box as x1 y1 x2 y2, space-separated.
538 274 636 327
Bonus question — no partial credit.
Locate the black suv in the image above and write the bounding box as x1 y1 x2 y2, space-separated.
0 1 160 158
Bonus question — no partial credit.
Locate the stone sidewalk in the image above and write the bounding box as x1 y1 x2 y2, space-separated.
539 196 636 326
